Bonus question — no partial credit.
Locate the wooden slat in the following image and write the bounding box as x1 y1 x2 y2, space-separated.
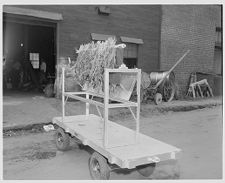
136 69 141 142
62 68 65 122
86 93 90 116
104 70 109 148
65 91 87 95
106 68 140 73
108 102 137 108
64 93 104 108
52 114 181 169
64 91 137 107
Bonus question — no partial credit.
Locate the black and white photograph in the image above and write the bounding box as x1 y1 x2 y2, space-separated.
1 1 223 181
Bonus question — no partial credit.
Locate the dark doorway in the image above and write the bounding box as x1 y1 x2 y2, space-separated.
27 24 56 76
3 21 56 93
123 58 137 68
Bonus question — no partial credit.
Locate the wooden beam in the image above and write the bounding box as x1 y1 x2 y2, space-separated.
136 69 141 143
64 93 104 108
106 68 140 73
104 69 109 148
86 94 90 117
91 33 115 41
120 36 144 44
108 102 137 108
62 68 65 123
3 6 63 21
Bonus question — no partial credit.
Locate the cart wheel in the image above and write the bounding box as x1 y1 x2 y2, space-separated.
89 152 110 180
55 128 70 151
163 80 175 102
154 93 162 105
137 163 156 177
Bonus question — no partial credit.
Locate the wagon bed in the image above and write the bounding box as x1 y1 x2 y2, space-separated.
54 67 181 179
53 114 181 169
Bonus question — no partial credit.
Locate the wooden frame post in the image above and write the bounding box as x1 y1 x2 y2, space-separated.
136 69 141 143
62 67 65 123
86 94 90 117
104 69 109 148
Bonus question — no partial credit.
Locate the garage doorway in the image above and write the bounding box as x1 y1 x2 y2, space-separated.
3 18 57 94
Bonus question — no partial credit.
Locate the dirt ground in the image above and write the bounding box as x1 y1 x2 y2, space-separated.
3 106 223 180
3 90 222 129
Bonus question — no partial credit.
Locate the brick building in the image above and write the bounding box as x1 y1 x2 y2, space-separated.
3 5 222 96
160 5 222 95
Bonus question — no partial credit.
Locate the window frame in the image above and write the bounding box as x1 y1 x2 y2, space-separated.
215 27 222 49
120 36 143 68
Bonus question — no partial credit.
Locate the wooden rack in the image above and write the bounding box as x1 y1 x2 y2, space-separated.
61 67 141 148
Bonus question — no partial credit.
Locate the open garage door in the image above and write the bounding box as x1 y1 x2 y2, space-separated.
3 11 57 94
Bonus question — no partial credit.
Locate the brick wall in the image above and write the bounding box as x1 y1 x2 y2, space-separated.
12 5 162 73
160 5 218 95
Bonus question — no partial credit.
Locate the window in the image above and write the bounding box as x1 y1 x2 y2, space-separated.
215 27 222 49
123 43 138 68
214 27 222 75
29 53 39 69
120 36 143 68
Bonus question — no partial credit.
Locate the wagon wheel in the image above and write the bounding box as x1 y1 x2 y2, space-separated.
162 71 176 102
163 80 175 102
137 163 156 177
130 87 144 103
140 88 145 103
89 152 110 180
154 93 162 105
55 127 70 151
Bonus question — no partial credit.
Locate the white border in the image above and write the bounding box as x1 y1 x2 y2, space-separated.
0 1 224 183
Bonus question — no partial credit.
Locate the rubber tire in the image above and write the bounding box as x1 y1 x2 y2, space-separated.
137 163 156 177
89 152 110 180
55 128 70 151
154 93 162 105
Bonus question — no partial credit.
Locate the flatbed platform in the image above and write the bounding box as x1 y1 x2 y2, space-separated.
53 114 181 169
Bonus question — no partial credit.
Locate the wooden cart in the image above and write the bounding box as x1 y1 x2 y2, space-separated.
52 67 181 180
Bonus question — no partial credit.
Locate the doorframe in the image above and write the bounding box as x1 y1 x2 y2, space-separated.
3 13 59 76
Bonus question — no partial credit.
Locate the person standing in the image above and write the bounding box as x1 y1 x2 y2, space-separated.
40 59 47 85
